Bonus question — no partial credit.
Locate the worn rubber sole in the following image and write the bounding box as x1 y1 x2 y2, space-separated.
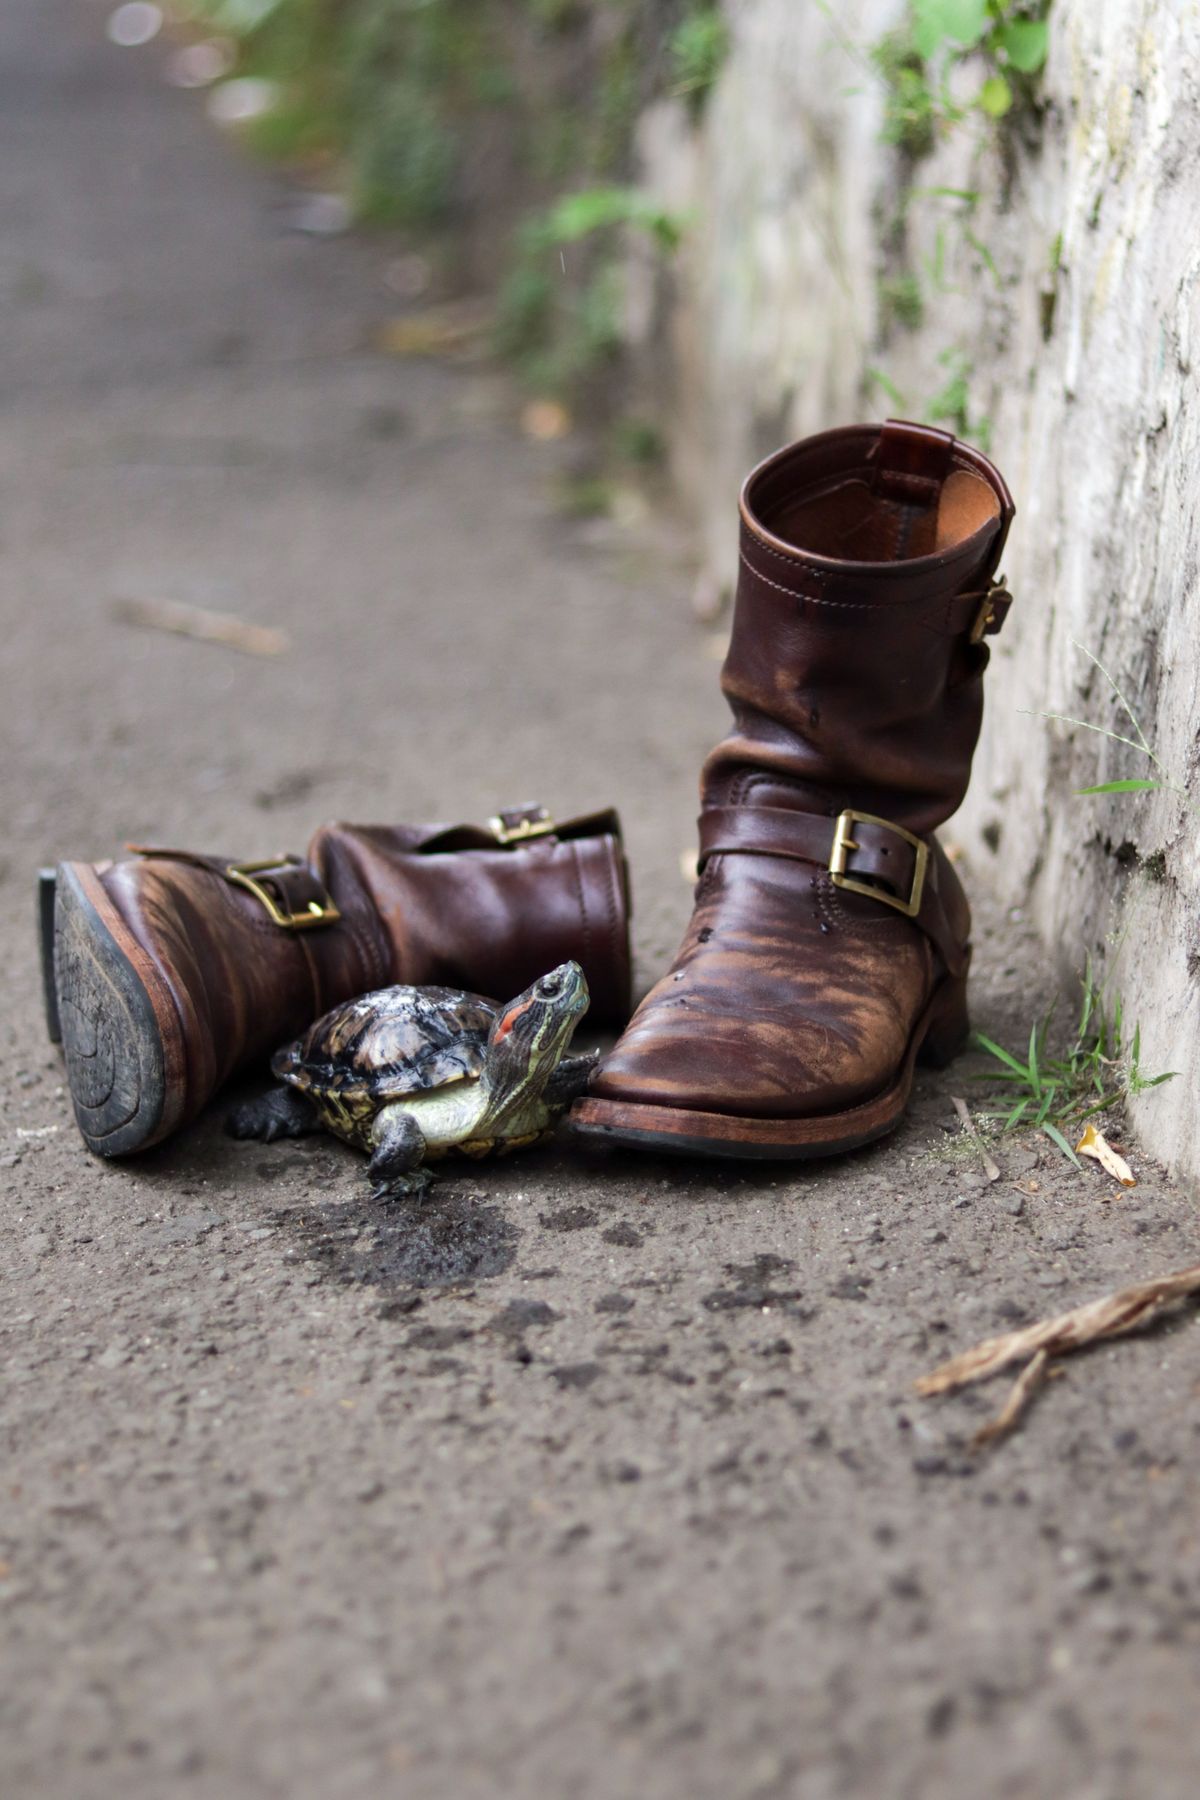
49 862 187 1157
37 869 61 1043
570 972 969 1163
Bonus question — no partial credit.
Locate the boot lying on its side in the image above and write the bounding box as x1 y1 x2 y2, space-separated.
41 805 631 1158
574 419 1014 1159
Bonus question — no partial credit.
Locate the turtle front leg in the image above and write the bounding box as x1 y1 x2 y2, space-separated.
226 1085 321 1142
543 1051 600 1110
368 1106 431 1200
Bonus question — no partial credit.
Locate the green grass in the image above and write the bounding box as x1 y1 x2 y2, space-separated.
972 962 1176 1165
669 7 730 116
1029 640 1194 814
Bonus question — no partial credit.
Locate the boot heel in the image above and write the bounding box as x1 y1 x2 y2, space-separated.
54 862 178 1157
918 974 970 1070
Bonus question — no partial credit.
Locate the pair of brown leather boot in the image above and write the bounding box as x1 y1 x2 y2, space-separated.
44 419 1012 1166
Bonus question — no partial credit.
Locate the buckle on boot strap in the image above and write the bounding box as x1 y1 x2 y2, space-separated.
487 805 557 846
967 576 1011 644
829 811 928 918
224 857 340 930
696 804 964 975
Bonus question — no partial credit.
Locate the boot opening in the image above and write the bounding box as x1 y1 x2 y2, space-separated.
753 468 999 564
744 425 1003 565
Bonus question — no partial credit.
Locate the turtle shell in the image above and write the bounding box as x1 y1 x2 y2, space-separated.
272 984 498 1112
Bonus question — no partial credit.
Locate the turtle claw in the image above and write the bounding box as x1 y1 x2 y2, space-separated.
225 1086 319 1143
370 1166 434 1203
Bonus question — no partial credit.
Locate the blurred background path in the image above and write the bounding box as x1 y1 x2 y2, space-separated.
3 6 1198 1799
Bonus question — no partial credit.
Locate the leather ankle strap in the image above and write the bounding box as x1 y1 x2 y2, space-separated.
698 805 967 977
411 806 623 856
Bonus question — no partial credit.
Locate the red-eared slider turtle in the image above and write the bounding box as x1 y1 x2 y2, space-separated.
226 962 595 1197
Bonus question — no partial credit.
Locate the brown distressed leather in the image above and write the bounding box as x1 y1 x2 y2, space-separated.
82 807 631 1143
584 420 1013 1139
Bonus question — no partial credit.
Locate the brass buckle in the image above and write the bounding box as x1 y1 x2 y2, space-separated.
224 858 340 930
487 806 557 847
969 575 1010 645
829 810 929 919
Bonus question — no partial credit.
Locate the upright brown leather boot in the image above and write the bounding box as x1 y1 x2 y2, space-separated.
44 805 630 1158
574 420 1013 1159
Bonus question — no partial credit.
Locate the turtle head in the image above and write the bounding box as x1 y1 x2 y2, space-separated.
484 962 589 1101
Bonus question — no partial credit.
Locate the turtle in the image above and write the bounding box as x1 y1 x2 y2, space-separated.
225 961 596 1197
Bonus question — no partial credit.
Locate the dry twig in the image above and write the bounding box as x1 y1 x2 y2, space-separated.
950 1095 1001 1183
917 1261 1200 1400
969 1349 1055 1450
113 597 289 657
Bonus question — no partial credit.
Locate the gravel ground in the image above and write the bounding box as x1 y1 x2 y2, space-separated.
3 5 1199 1798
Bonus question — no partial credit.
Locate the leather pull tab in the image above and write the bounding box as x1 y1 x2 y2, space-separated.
872 418 954 506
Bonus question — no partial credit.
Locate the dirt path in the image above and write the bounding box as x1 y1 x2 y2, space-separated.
3 6 1199 1798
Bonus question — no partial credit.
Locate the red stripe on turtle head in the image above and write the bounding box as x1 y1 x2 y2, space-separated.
491 999 531 1043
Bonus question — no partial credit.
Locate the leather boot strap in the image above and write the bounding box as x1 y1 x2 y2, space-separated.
698 805 967 977
411 806 622 856
127 807 623 921
127 847 340 929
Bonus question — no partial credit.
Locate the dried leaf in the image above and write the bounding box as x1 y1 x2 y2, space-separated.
113 598 289 658
520 399 571 441
917 1260 1200 1397
375 306 488 358
1076 1123 1136 1187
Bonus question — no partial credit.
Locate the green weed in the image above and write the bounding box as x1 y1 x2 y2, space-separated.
496 185 685 395
973 963 1176 1165
669 7 730 117
1029 641 1194 815
878 2 1052 150
879 272 926 331
527 187 685 256
835 6 1052 452
924 347 992 447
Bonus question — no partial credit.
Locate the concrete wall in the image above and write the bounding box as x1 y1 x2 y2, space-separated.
633 1 1200 1181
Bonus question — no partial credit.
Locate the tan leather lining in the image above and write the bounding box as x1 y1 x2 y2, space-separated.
755 467 1000 565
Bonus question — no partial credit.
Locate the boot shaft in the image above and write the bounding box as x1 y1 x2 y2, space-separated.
311 809 631 1025
705 421 1014 835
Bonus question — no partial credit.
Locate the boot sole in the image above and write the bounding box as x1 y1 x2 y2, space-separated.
570 972 969 1162
51 862 188 1157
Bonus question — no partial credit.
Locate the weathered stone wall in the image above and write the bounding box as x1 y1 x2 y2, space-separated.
634 1 1200 1182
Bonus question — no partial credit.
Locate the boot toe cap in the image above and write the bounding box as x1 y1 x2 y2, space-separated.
590 975 915 1121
